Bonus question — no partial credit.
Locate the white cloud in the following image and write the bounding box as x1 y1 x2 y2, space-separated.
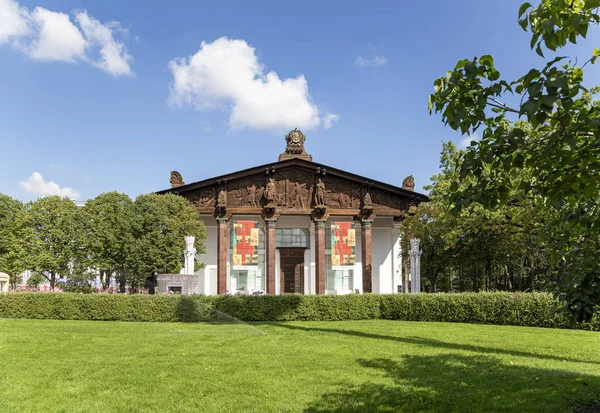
19 172 80 199
29 7 86 62
0 0 133 76
323 113 339 129
0 0 30 43
168 37 338 131
355 55 388 68
75 11 133 77
458 134 480 149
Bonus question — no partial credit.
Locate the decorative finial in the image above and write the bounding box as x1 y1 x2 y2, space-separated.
170 171 184 188
402 175 415 191
279 129 312 161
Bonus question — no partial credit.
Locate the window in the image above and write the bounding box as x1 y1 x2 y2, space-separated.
276 228 309 248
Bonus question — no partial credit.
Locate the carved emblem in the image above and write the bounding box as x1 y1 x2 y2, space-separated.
170 171 184 188
264 178 278 208
315 178 327 208
402 175 415 191
279 128 312 161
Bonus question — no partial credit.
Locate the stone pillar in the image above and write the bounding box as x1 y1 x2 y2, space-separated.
314 219 326 294
409 238 422 294
392 222 402 293
265 219 277 295
216 218 228 295
361 220 373 293
183 236 196 275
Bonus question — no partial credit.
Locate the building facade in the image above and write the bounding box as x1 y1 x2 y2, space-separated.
158 130 428 295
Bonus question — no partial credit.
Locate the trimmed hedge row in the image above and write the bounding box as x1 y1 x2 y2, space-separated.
0 292 598 330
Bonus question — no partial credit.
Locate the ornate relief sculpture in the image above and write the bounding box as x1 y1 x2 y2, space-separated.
264 178 278 208
315 178 327 208
170 171 184 188
402 175 415 191
290 181 307 208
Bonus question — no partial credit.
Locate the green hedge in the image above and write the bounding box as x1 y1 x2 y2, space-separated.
0 292 598 330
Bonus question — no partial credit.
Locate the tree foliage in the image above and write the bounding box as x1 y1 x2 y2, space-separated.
22 196 84 288
125 193 207 288
82 192 135 290
0 194 26 288
401 142 551 293
429 0 600 320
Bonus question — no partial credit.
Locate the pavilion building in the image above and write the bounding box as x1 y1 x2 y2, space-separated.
157 129 428 295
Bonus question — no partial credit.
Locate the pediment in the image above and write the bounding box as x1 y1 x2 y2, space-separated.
158 158 428 218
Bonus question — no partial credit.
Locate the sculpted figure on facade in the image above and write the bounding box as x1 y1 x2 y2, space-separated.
363 191 373 209
170 171 184 188
315 178 326 207
247 184 258 207
264 178 278 208
402 175 415 191
217 189 227 208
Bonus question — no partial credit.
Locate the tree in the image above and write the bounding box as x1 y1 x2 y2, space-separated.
26 272 43 289
126 193 206 289
22 196 84 288
429 0 600 320
0 194 26 288
82 192 134 291
402 142 551 293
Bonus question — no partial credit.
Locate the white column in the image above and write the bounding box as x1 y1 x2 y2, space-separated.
309 222 316 295
183 236 196 275
392 223 402 294
409 238 422 294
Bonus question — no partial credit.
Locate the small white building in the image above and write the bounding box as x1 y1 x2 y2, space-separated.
0 272 9 293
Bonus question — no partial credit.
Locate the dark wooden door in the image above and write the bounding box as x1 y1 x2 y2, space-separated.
280 248 305 294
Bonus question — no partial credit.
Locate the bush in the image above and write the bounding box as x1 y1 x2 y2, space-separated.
0 292 598 330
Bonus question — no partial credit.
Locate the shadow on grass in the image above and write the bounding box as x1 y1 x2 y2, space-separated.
274 324 599 366
304 354 600 413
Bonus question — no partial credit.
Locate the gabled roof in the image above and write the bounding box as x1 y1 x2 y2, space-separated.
157 157 429 202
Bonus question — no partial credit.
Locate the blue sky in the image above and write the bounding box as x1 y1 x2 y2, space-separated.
0 0 598 201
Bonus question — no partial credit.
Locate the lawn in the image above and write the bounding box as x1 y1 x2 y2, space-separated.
0 319 599 412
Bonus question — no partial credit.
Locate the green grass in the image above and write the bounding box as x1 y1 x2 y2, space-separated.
0 319 599 412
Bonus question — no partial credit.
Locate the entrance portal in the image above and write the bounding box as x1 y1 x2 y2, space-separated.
279 248 305 294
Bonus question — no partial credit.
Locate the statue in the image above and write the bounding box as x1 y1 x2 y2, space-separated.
402 175 415 191
363 191 373 209
264 178 277 208
315 178 326 207
170 171 184 188
217 189 227 208
247 184 257 207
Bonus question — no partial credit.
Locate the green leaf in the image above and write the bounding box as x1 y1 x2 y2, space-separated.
535 43 544 57
464 61 477 75
518 2 531 18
